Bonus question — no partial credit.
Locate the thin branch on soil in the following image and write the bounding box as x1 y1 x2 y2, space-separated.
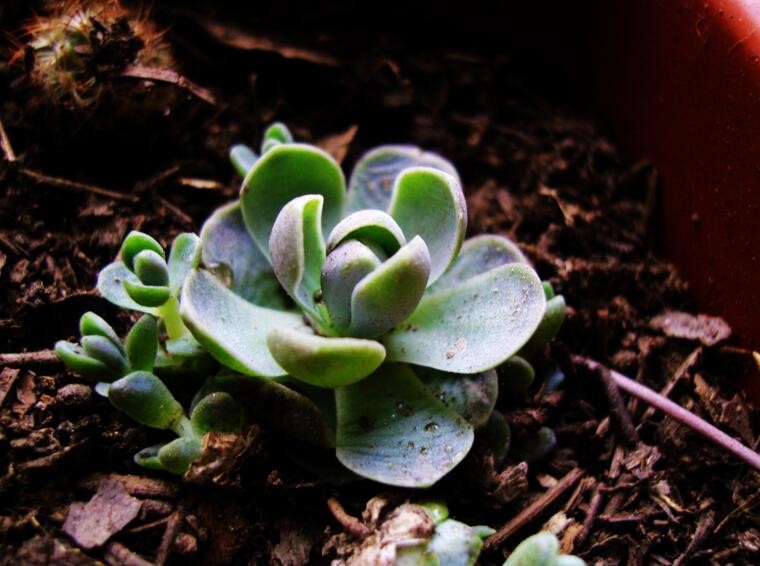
641 346 702 421
158 196 194 227
327 497 371 539
155 510 183 566
576 483 604 548
672 508 715 566
574 356 760 472
0 349 60 368
119 65 216 105
103 541 152 566
0 118 17 162
484 467 584 552
595 365 639 444
18 169 139 202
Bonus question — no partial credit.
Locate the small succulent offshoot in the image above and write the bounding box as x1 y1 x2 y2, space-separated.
503 531 585 566
57 122 566 487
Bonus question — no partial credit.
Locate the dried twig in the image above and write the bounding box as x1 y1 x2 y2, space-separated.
155 510 183 566
119 65 216 105
673 509 715 566
103 542 152 566
595 365 639 444
576 483 604 548
0 349 60 368
327 497 371 539
484 467 584 551
641 346 702 421
19 169 138 202
574 356 760 471
0 118 17 162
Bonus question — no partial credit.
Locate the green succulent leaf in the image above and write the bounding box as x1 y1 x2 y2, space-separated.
479 409 511 465
268 195 326 319
230 144 258 177
503 531 585 566
383 264 546 373
157 436 202 475
97 262 159 314
180 269 306 377
108 371 184 430
133 445 166 471
427 519 486 566
123 279 171 307
413 366 498 428
190 391 244 435
345 145 460 215
266 326 386 388
321 240 382 331
125 315 158 372
388 167 466 285
431 235 529 293
261 121 293 153
55 341 118 381
167 233 201 296
349 236 431 338
81 335 128 373
326 210 406 256
120 231 165 271
133 249 169 286
79 312 123 353
500 356 535 398
199 201 287 309
517 295 567 360
240 143 345 258
335 363 474 488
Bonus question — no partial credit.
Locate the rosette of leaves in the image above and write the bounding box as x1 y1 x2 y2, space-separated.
503 532 585 566
177 123 563 487
55 312 243 474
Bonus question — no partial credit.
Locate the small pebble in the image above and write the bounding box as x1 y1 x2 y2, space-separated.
55 383 93 407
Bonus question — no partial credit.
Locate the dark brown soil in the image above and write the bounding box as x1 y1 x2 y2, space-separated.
0 2 758 564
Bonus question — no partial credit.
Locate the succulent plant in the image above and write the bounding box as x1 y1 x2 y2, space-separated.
56 122 566 486
503 531 585 566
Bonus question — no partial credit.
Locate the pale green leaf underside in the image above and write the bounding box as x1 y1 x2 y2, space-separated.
335 363 474 488
97 262 158 315
345 145 461 215
240 143 345 258
229 144 258 178
199 201 287 310
426 519 485 566
180 269 305 377
268 195 325 318
431 234 529 293
167 233 201 296
382 264 546 373
349 236 431 338
267 326 385 388
389 167 466 285
326 209 406 255
414 366 498 428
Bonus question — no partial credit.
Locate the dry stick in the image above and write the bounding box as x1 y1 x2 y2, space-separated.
484 467 584 552
327 497 371 539
641 346 702 421
0 349 60 368
155 510 183 566
19 168 138 202
120 65 216 105
574 356 760 472
596 366 639 445
672 509 715 566
0 118 17 162
576 483 604 548
103 542 152 566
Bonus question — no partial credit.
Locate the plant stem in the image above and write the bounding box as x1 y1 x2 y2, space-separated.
574 356 760 472
172 416 194 438
0 349 60 368
159 297 187 341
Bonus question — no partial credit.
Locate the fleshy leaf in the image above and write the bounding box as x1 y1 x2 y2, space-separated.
267 326 385 388
199 201 286 309
268 195 326 319
413 366 498 428
326 210 406 255
348 236 431 338
55 341 118 381
123 279 171 307
125 315 158 372
427 519 485 566
261 121 293 153
191 392 244 435
167 233 201 296
157 437 202 475
345 145 460 215
383 264 546 373
134 445 165 471
517 295 567 359
321 240 382 331
230 144 258 178
388 167 466 285
120 231 164 270
335 363 474 487
240 143 345 258
81 336 127 373
133 250 169 286
503 531 586 566
180 269 305 377
97 262 159 315
79 312 123 352
108 371 184 430
431 235 529 293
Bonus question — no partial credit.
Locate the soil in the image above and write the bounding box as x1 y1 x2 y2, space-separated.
0 2 758 565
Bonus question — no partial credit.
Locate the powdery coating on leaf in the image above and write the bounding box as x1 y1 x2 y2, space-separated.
650 311 731 346
62 479 142 549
